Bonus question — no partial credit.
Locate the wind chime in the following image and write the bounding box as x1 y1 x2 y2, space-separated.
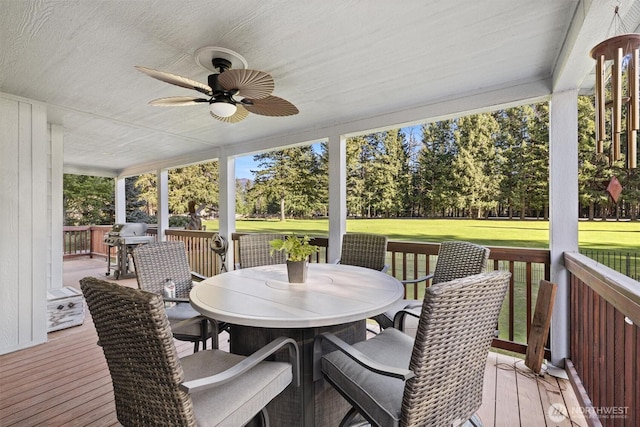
590 6 640 202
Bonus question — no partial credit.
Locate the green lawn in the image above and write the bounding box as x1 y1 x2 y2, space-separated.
203 218 640 252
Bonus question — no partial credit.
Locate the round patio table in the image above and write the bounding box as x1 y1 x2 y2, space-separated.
190 263 404 427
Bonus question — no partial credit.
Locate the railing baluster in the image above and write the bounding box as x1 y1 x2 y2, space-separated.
508 260 515 342
526 262 532 340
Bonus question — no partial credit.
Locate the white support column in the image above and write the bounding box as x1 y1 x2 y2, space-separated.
157 169 169 241
0 96 49 353
114 177 126 223
549 89 579 368
50 124 64 289
218 153 236 270
328 134 347 263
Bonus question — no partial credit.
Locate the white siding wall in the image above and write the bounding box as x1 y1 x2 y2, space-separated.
0 95 51 354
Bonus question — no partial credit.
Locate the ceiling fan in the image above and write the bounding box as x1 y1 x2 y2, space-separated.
135 48 298 123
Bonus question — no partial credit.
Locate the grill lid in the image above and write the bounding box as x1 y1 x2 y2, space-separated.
107 223 148 237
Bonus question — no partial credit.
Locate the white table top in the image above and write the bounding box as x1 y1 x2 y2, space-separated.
190 263 404 328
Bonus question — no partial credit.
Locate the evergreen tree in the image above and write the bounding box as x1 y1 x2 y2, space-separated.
236 179 252 216
494 107 528 218
364 130 409 217
315 142 329 216
250 145 323 219
416 120 456 216
403 128 423 216
528 103 549 219
125 176 151 223
451 114 500 218
494 104 549 219
346 136 366 216
135 173 156 216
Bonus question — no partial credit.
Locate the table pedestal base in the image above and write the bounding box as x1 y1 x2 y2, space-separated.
230 321 366 427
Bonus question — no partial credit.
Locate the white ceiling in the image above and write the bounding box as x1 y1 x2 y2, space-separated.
2 0 640 177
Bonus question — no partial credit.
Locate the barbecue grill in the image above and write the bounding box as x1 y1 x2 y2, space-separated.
104 223 154 279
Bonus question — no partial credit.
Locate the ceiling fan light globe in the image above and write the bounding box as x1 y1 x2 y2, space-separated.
210 102 237 117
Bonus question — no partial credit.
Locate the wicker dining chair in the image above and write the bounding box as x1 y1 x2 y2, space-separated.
337 233 389 334
132 241 222 352
337 233 389 272
237 233 287 268
314 270 510 427
81 277 299 427
374 240 490 331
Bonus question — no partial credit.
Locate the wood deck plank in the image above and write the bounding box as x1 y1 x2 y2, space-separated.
560 374 589 427
1 340 101 382
45 389 116 426
0 259 589 427
1 346 107 403
514 360 547 427
0 331 96 366
0 362 111 411
538 375 574 426
477 351 497 426
2 375 113 425
493 353 521 426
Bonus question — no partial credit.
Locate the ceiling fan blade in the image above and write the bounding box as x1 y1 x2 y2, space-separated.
218 69 274 100
242 96 299 117
135 66 212 96
210 104 249 123
149 96 209 106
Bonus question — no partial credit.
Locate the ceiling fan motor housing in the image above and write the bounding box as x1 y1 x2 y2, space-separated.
212 58 232 73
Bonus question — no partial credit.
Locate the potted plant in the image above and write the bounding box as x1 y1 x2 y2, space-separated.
269 234 319 283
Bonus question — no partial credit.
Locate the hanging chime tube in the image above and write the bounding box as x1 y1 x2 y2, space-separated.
595 54 606 154
590 33 640 168
630 48 639 168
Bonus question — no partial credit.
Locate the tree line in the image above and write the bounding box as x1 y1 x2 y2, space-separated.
63 97 640 225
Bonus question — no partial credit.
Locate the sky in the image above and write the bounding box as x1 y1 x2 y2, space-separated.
235 155 256 180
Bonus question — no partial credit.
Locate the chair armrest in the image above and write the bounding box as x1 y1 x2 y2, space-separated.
191 272 207 282
313 332 414 382
400 273 433 286
180 337 300 393
393 307 421 331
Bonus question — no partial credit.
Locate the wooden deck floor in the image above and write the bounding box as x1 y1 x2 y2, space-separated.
0 258 588 426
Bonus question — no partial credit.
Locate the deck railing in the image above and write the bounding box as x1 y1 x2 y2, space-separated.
165 229 222 277
230 232 550 356
579 248 639 280
63 225 111 258
63 227 550 355
565 252 640 427
386 241 550 355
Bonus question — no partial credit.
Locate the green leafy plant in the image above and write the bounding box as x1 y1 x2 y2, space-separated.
269 234 319 262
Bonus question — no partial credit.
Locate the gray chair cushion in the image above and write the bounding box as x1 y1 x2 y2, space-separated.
182 350 293 427
321 328 414 427
166 302 212 337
